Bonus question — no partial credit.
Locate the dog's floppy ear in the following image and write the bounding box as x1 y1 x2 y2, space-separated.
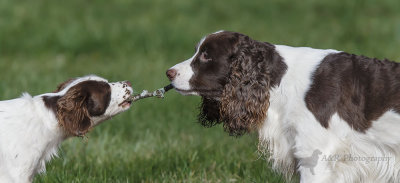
56 84 91 136
220 35 278 136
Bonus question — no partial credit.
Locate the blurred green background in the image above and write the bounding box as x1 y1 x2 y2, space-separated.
1 0 399 182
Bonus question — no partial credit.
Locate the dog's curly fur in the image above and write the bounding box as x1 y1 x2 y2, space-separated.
197 33 285 136
56 85 92 136
168 31 400 182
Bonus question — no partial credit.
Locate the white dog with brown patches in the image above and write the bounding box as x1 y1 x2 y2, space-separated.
167 31 400 182
0 75 133 183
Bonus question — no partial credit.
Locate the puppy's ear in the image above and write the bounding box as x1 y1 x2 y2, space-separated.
220 35 279 136
56 85 91 136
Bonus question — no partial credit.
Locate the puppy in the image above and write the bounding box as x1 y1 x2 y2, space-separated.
0 75 133 183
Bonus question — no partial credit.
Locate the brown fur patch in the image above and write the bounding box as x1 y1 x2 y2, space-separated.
306 52 400 132
193 31 287 136
45 80 111 136
56 85 92 136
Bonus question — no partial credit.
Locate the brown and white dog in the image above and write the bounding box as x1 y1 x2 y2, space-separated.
0 75 133 183
166 31 400 182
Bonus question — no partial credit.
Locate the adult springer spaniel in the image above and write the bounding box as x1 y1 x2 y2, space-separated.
0 75 133 182
166 31 400 182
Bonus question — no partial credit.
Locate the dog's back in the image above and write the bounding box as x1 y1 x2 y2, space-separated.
0 94 63 182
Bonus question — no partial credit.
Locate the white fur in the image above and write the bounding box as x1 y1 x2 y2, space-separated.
168 36 206 95
259 45 400 182
0 75 132 183
169 59 197 94
171 32 400 182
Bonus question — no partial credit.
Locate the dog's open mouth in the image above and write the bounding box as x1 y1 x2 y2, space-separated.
119 99 132 108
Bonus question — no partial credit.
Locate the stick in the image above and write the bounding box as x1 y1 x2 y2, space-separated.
128 84 173 102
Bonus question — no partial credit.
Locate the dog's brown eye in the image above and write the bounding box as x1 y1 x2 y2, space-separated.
199 52 212 62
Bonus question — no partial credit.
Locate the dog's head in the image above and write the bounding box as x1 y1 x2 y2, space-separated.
166 31 286 136
43 75 133 136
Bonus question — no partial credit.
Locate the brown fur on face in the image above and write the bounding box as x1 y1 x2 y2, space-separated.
196 32 287 136
55 80 111 136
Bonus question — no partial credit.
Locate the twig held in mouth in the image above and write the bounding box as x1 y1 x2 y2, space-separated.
128 84 173 102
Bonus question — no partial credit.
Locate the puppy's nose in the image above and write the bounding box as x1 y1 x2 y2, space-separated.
125 81 132 87
166 69 177 81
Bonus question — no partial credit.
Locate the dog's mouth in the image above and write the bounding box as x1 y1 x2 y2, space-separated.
119 98 132 108
174 86 222 98
173 87 200 96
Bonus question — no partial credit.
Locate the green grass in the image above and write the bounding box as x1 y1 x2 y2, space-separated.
0 0 399 182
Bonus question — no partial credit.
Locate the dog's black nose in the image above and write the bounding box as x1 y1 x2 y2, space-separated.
166 69 177 81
